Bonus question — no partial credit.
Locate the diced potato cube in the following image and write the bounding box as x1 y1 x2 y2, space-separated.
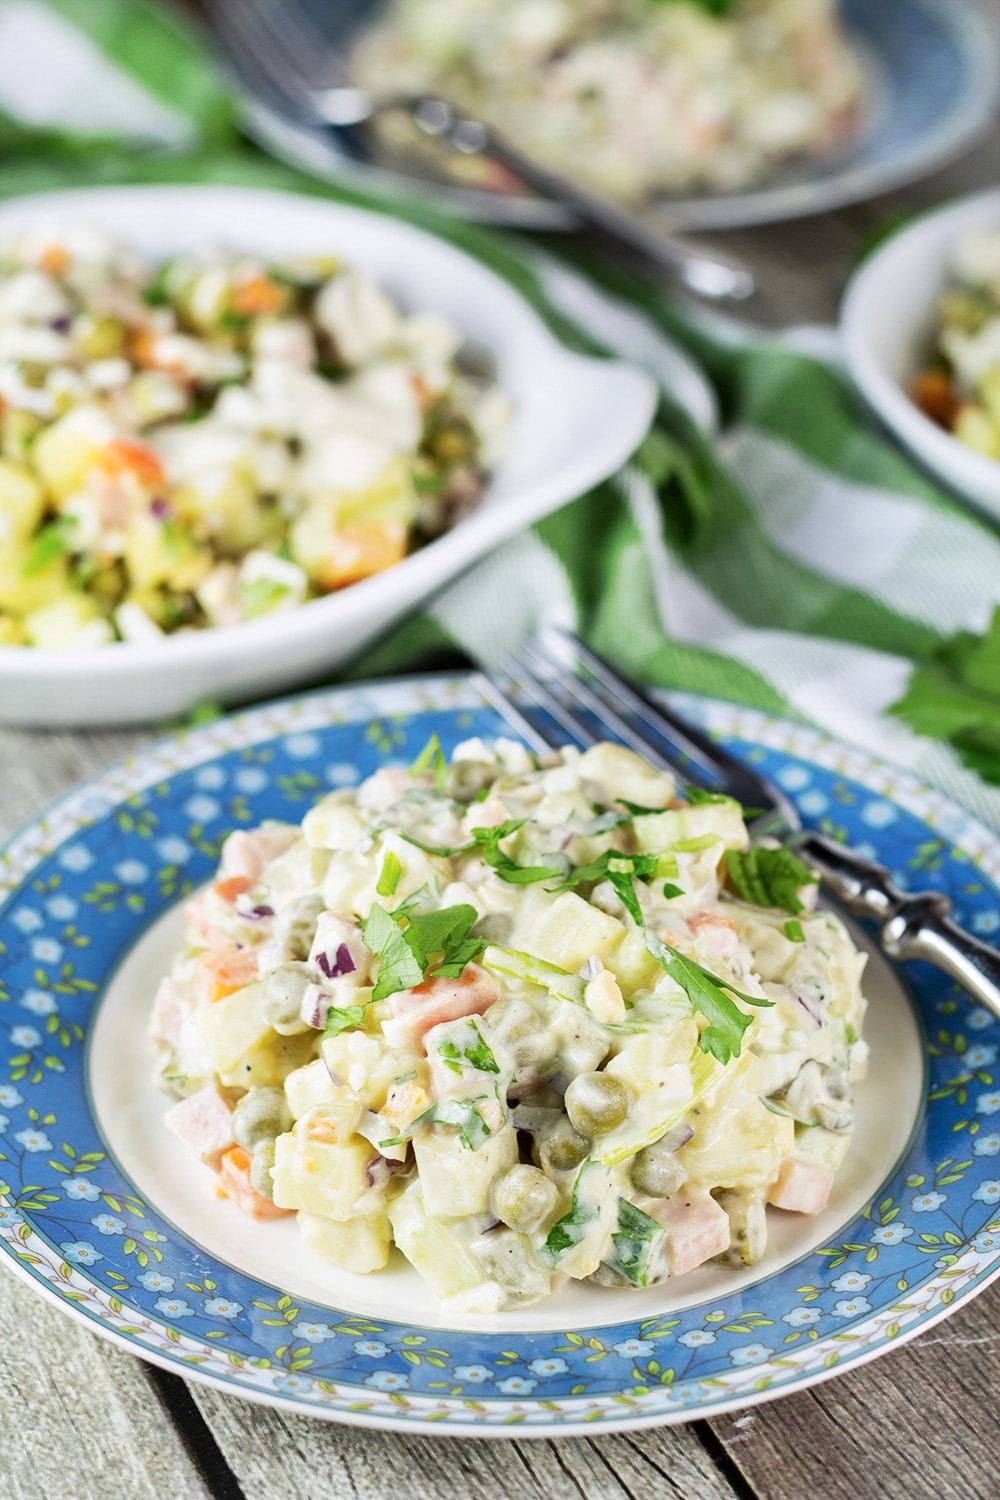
632 801 748 856
0 549 70 616
284 1057 339 1118
414 1124 518 1217
519 891 626 974
271 1128 373 1220
197 980 316 1088
298 1208 391 1272
0 460 45 543
576 742 675 809
22 594 113 649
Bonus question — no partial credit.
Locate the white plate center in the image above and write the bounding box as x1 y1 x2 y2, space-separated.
89 903 924 1334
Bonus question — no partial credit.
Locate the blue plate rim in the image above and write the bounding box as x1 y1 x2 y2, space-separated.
2 673 1000 1436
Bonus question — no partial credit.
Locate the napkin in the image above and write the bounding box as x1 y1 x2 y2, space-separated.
2 0 999 838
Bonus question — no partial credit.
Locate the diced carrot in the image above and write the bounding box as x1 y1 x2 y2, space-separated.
910 369 960 430
219 1146 290 1221
193 942 258 1005
99 438 166 490
385 964 499 1049
319 519 407 591
231 275 285 317
214 874 253 904
39 243 68 276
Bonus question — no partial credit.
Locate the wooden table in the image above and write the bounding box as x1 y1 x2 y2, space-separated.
2 128 1000 1500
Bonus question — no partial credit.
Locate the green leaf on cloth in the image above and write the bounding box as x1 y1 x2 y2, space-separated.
891 608 1000 785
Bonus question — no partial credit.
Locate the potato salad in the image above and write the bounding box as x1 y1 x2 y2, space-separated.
0 227 506 648
151 737 869 1312
911 228 1000 462
351 0 862 203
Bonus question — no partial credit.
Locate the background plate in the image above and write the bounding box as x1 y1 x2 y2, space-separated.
245 0 1000 232
1 676 1000 1435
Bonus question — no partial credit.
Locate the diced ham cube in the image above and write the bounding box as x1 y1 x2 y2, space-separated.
149 976 195 1047
356 766 411 813
653 1191 731 1276
218 1145 291 1222
767 1156 835 1215
382 964 500 1049
164 1085 236 1172
689 913 740 960
220 824 296 882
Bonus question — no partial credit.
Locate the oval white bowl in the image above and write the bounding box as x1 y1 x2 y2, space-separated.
0 185 659 727
841 187 1000 518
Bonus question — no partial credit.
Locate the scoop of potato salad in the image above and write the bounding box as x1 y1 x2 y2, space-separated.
151 736 868 1311
0 227 507 648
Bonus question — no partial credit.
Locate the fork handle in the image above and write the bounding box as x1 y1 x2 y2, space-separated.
797 831 1000 1019
394 97 755 302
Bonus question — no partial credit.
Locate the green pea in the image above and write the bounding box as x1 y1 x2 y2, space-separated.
490 1165 560 1233
630 1137 685 1198
275 892 325 960
564 1072 631 1137
480 996 545 1070
250 1139 276 1199
538 1115 591 1174
232 1087 292 1152
262 963 313 1035
443 759 496 803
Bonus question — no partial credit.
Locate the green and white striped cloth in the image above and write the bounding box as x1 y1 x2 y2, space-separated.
2 0 999 827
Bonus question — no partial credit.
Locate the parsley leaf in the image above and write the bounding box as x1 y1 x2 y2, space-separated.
547 850 658 925
381 1096 494 1151
644 932 772 1064
436 1023 500 1077
683 786 732 807
361 902 425 1001
890 607 1000 784
726 846 817 914
359 900 487 1001
323 1002 372 1038
401 818 564 885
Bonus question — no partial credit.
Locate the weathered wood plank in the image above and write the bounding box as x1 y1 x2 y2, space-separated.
189 1387 737 1500
708 1289 1000 1500
0 1271 212 1500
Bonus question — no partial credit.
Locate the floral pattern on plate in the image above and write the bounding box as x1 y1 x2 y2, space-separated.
1 676 999 1435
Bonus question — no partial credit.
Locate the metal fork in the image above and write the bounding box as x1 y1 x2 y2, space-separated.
488 628 1000 1019
202 0 755 302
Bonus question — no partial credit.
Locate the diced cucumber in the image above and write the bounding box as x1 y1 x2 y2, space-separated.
388 1185 483 1299
598 1040 713 1166
713 1186 767 1266
602 1197 668 1287
795 1125 852 1173
632 801 748 856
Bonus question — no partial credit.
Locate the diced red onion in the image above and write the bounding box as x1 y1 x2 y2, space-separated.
317 943 356 980
303 983 331 1029
792 988 825 1028
580 955 602 981
478 1218 503 1235
150 497 171 519
658 1121 694 1152
248 904 274 919
365 1153 406 1188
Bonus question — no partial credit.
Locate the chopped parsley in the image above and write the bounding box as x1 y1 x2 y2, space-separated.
22 517 75 577
401 818 564 885
323 1001 372 1038
726 845 817 914
381 1096 494 1151
539 1163 600 1265
360 900 486 1001
436 1024 500 1077
644 931 772 1065
547 850 658 925
890 606 1000 785
683 786 733 807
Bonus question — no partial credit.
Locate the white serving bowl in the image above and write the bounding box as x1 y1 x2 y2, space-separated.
841 187 1000 518
0 185 658 727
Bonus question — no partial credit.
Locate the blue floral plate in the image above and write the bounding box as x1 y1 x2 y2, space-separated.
2 675 1000 1437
